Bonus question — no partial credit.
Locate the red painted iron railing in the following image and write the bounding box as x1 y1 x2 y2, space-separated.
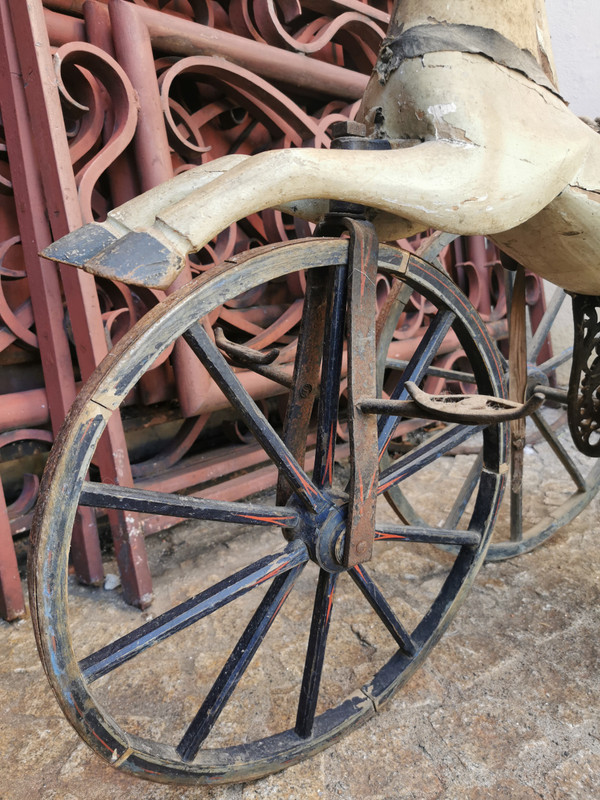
0 0 548 619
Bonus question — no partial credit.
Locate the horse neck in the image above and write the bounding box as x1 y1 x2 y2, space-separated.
388 0 558 87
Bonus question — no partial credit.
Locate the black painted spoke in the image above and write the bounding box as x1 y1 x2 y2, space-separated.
79 543 308 682
295 569 338 739
312 264 348 489
350 565 416 655
444 452 483 529
377 423 483 496
378 308 456 456
374 523 480 547
79 481 300 528
177 564 304 761
184 322 327 512
532 410 587 490
387 309 456 399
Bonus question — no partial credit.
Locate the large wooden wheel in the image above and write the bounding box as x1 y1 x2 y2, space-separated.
30 235 506 785
377 236 600 561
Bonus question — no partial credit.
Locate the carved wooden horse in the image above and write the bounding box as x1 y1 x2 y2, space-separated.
45 0 599 294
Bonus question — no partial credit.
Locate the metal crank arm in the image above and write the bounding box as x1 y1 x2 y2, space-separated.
214 327 280 366
361 381 544 425
214 328 293 389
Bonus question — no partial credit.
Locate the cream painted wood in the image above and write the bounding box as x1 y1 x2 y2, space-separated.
60 0 600 293
140 46 598 291
100 154 249 236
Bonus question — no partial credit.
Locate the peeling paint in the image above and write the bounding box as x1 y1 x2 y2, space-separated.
422 100 474 144
427 101 457 120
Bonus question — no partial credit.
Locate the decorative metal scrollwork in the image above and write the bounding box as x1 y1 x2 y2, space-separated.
53 42 140 223
568 293 600 456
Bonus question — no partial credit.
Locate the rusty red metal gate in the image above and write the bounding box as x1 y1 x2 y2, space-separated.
0 0 548 619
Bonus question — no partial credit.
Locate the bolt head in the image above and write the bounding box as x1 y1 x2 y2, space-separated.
329 120 367 140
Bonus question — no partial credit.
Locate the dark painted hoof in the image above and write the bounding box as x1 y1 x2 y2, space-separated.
84 230 186 288
40 222 117 267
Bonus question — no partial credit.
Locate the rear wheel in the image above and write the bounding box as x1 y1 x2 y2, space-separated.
377 235 600 561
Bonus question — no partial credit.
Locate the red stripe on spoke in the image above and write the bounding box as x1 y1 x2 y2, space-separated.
238 514 297 524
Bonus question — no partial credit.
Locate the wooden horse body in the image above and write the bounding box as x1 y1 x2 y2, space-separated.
45 0 600 294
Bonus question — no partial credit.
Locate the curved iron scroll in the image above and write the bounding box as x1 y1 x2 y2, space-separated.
568 293 600 456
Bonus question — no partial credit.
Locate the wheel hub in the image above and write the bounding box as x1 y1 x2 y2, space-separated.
287 495 349 573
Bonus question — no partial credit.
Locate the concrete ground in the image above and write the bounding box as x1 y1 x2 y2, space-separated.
1 430 599 800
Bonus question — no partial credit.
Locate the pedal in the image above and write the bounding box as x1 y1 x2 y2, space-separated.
360 381 544 424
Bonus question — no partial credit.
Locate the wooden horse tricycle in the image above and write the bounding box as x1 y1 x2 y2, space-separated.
32 0 599 785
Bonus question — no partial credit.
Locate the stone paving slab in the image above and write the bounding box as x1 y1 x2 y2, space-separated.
1 446 599 799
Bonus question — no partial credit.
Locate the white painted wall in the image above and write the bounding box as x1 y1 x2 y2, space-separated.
535 3 599 379
545 0 600 117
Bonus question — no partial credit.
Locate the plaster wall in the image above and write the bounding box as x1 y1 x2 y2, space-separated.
540 2 598 374
545 0 600 117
